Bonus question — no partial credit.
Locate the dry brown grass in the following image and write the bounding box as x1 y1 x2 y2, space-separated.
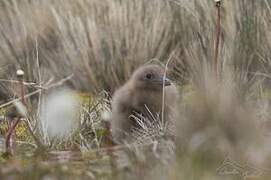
1 0 271 179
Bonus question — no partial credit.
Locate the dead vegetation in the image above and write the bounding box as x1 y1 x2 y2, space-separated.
0 0 271 179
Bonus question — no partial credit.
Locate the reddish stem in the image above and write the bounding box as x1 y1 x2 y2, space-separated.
214 1 221 78
19 78 25 105
5 75 25 154
5 117 20 154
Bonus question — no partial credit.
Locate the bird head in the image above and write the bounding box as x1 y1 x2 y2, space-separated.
131 64 172 91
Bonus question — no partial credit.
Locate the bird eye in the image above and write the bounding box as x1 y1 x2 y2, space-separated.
145 73 153 79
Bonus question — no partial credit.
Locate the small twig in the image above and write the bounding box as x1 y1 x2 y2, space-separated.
214 0 222 79
144 104 157 123
22 118 43 148
162 53 174 125
0 89 42 109
0 79 36 86
17 70 25 105
36 39 42 117
0 74 74 109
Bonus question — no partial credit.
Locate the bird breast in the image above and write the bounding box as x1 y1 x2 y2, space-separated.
132 88 163 115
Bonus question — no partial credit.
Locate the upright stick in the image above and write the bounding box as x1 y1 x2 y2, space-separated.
17 70 25 105
5 70 25 154
214 0 221 79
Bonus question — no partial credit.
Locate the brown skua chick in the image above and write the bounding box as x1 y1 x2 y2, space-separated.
111 64 179 143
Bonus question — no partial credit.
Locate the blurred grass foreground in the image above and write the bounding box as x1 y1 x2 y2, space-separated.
1 0 271 179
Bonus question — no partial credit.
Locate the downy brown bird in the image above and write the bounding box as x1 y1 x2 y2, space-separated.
111 64 179 143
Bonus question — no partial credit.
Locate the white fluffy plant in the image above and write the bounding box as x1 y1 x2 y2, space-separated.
40 89 79 143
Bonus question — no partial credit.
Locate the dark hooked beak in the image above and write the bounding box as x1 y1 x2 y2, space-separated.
155 76 171 86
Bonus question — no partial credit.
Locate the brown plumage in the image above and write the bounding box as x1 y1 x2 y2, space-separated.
111 64 179 143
